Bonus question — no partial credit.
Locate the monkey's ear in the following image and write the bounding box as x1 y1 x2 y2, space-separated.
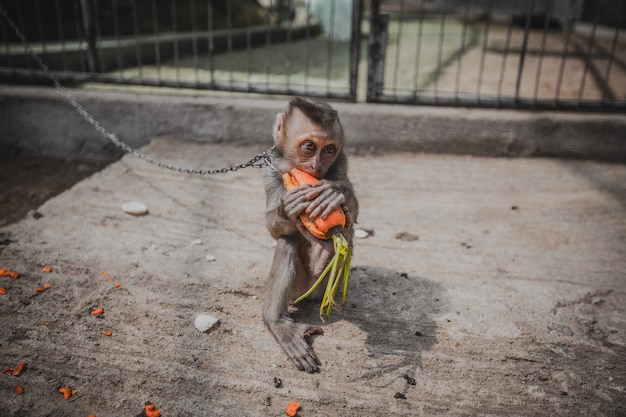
273 112 285 144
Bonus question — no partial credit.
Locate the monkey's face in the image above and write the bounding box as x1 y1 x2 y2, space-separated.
294 134 339 179
276 108 341 178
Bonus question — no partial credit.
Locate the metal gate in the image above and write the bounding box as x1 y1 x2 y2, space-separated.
0 0 363 101
366 0 626 112
1 0 625 112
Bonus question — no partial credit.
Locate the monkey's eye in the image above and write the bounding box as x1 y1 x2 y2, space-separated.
302 141 316 152
324 144 337 154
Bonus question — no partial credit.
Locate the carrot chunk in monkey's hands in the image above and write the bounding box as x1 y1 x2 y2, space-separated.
282 180 346 222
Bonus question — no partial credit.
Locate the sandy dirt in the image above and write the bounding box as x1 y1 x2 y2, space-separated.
1 140 625 416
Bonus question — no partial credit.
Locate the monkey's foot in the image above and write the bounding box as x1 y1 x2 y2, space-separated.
269 321 324 373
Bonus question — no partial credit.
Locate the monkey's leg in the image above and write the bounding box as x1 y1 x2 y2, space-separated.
263 236 323 373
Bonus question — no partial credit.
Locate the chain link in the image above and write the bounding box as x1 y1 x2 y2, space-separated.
0 5 276 175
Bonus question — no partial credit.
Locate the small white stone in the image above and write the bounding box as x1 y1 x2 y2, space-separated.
205 254 216 262
191 239 203 245
121 201 148 215
354 228 370 239
194 314 220 333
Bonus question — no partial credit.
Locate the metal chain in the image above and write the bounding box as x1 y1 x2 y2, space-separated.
0 5 276 175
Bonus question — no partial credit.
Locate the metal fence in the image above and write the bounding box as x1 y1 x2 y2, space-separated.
368 0 626 111
0 0 362 100
1 0 625 112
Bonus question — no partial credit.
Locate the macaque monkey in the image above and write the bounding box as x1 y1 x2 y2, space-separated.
263 97 359 372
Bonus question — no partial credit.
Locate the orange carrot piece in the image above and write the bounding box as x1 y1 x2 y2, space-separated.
0 268 6 275
35 287 44 293
13 362 26 376
91 307 104 316
15 385 24 394
0 287 6 295
282 168 346 239
103 331 112 336
44 283 51 289
285 401 301 417
145 403 161 417
4 362 27 376
42 265 52 273
7 271 18 279
59 387 72 400
115 283 121 288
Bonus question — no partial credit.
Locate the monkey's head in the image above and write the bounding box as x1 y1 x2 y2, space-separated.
273 97 345 179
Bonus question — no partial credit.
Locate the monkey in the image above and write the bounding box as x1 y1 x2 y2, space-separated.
262 97 359 373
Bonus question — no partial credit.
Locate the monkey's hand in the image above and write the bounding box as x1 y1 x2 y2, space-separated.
301 180 346 221
267 320 323 373
281 185 317 220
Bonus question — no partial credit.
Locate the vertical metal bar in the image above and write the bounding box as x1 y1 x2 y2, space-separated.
367 0 380 101
33 0 46 54
434 0 448 101
514 0 534 102
454 0 472 102
130 0 143 78
14 0 30 70
171 0 180 84
532 2 552 105
226 0 233 86
325 0 337 94
245 0 252 88
555 0 577 102
577 2 601 103
0 7 10 67
72 0 87 73
391 0 406 98
476 0 494 101
79 0 100 73
600 4 622 103
348 0 363 101
496 0 517 105
285 0 293 91
111 0 124 79
367 0 388 101
190 0 199 85
412 0 425 96
207 0 214 86
53 0 67 72
264 0 272 89
150 0 161 82
304 0 312 92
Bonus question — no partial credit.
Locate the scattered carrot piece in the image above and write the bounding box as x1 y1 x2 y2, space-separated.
3 270 19 279
0 287 6 295
145 403 161 417
15 385 24 394
0 268 6 275
88 414 96 417
91 307 104 316
4 361 27 377
103 331 112 336
285 401 301 417
100 272 107 278
35 287 44 293
115 283 121 288
42 265 52 273
44 283 51 289
59 387 72 400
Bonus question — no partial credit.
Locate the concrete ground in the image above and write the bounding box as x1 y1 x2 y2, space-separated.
0 136 625 416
